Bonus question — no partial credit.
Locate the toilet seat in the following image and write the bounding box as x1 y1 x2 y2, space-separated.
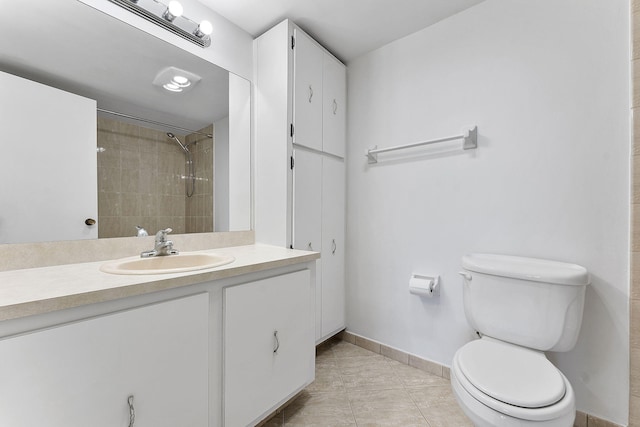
457 338 565 408
452 338 575 422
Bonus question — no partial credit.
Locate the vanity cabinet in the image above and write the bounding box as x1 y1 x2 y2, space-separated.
224 270 314 426
255 19 347 344
0 293 209 427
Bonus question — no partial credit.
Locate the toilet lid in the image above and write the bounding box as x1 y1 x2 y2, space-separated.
457 339 566 408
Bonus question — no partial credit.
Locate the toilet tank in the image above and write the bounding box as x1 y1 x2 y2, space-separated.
461 254 590 352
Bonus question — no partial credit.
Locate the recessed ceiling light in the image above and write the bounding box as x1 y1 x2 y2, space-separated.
173 75 189 85
163 83 183 92
152 66 202 94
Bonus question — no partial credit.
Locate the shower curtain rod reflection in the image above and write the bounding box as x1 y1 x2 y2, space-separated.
97 108 213 138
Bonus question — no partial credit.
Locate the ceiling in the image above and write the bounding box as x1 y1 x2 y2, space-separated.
200 0 485 62
0 0 485 131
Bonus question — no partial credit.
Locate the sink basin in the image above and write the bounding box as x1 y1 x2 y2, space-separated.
100 252 235 275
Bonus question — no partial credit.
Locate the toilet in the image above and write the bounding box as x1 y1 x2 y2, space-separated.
451 254 590 427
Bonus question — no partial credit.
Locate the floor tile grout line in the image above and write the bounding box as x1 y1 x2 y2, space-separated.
338 341 426 426
404 378 433 427
331 343 360 425
397 360 433 426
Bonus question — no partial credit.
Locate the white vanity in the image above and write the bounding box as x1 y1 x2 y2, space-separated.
0 244 318 427
0 3 326 426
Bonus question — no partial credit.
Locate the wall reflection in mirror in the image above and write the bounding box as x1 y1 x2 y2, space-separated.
0 0 251 245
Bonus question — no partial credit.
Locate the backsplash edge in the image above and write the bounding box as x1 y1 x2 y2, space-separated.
0 230 255 272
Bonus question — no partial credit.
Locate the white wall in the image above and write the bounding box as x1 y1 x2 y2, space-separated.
228 74 252 231
346 0 630 423
214 117 230 231
79 0 253 80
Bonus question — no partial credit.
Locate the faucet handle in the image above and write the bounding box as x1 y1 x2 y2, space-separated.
155 228 173 241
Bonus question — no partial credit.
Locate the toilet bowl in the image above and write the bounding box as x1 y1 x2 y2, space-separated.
451 337 575 427
451 254 589 427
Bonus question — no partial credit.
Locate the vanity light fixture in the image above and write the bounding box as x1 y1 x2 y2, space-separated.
107 0 212 48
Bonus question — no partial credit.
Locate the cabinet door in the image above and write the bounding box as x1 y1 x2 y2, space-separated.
224 270 314 427
321 157 346 338
293 29 323 151
293 149 322 253
0 294 209 427
322 54 347 158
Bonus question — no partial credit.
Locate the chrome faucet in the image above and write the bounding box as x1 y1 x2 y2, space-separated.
135 225 148 237
140 228 179 258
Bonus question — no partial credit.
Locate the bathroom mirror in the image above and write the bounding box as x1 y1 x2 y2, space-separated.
0 0 251 244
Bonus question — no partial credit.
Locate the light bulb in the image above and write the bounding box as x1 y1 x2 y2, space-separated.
194 20 213 38
162 1 183 22
168 1 183 17
199 20 213 36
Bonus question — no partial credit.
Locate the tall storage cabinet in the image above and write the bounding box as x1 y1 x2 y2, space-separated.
255 19 347 343
292 29 323 152
321 157 346 336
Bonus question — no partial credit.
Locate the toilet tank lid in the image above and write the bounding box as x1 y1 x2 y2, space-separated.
462 254 590 286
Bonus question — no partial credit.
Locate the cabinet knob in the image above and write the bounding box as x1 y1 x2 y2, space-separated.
307 242 313 251
85 218 96 226
308 84 313 103
273 330 280 354
127 395 135 427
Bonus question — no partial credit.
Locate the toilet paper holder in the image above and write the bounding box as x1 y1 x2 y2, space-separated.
409 274 440 297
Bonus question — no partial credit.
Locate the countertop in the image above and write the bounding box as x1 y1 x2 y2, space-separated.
0 244 319 321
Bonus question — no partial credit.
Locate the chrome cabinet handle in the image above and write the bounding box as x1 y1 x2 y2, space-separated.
458 271 472 281
307 242 313 250
333 99 338 115
128 395 135 427
308 85 313 103
331 239 337 254
273 330 280 354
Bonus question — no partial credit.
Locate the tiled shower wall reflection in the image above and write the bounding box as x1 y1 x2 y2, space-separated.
185 124 214 233
96 117 214 238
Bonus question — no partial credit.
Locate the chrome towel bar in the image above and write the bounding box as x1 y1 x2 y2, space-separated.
366 126 478 164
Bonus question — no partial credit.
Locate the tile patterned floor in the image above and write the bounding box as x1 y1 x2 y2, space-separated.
264 340 473 426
